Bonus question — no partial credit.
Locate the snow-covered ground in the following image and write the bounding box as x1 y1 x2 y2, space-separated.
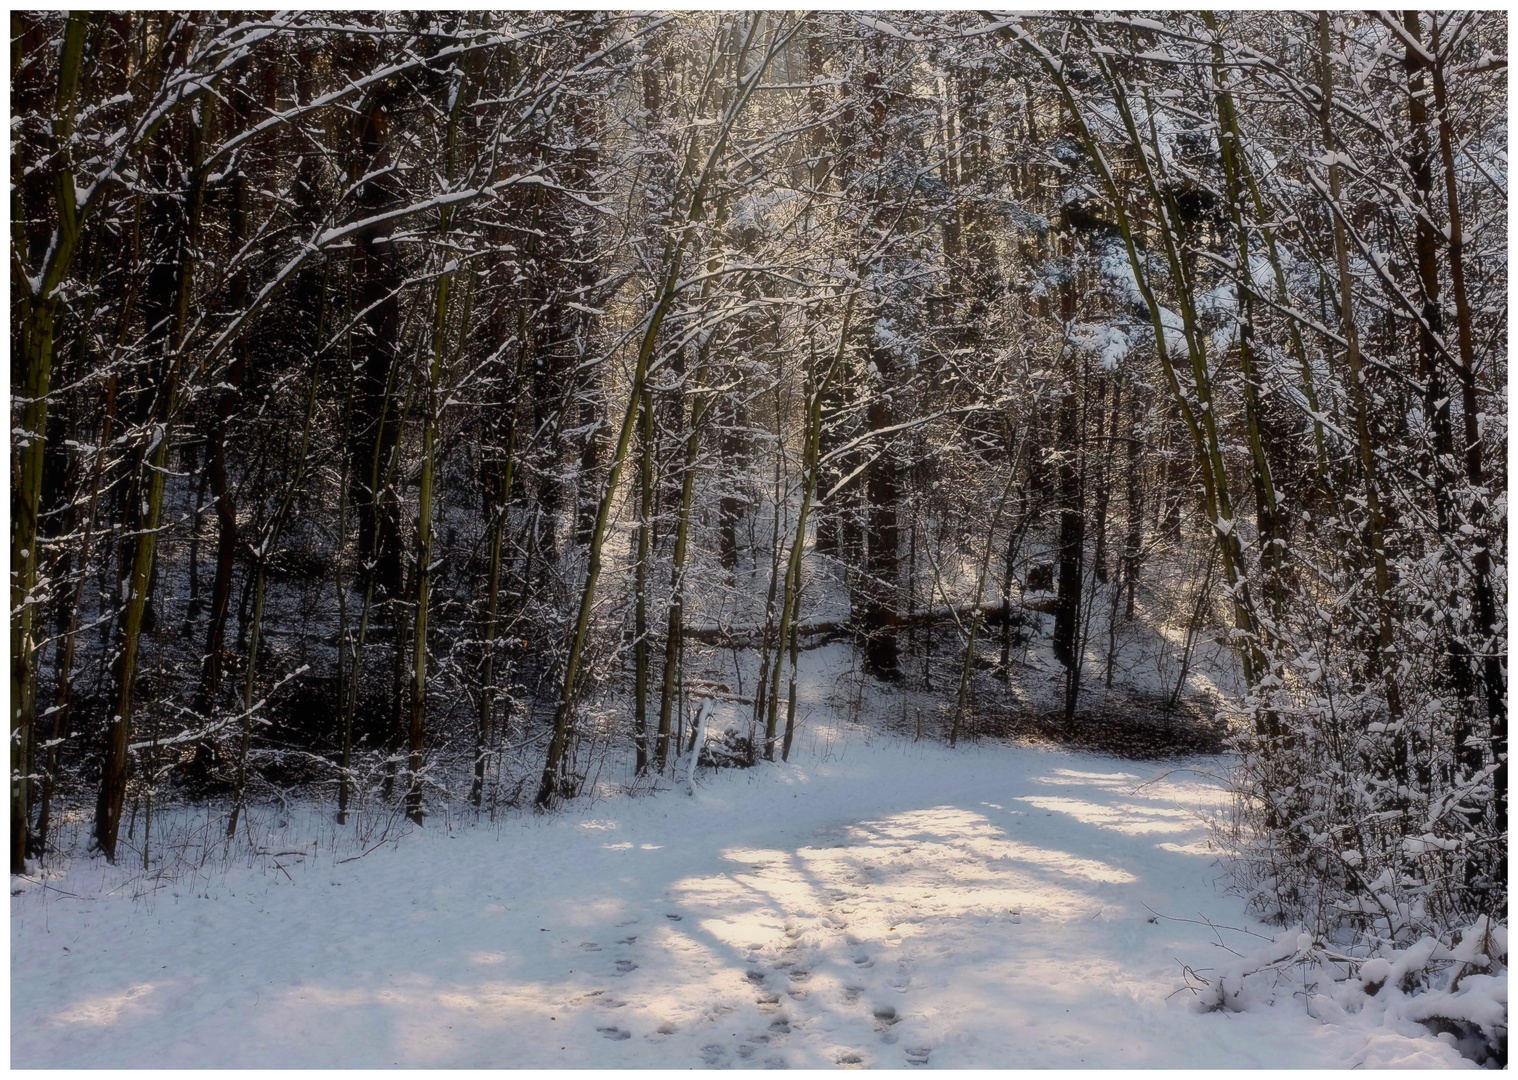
12 727 1475 1069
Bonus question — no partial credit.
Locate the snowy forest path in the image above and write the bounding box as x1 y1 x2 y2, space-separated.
11 737 1468 1068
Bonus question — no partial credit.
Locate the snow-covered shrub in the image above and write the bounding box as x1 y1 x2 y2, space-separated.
1183 917 1507 1066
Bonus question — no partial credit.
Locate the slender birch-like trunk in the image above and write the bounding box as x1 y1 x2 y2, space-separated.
767 297 856 758
13 12 89 872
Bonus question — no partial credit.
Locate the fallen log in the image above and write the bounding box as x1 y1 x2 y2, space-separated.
682 598 1047 649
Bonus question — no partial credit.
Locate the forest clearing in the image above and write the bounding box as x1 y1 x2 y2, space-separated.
10 10 1505 1068
7 658 1491 1068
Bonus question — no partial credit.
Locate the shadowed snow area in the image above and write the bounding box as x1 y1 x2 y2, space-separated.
13 736 1467 1068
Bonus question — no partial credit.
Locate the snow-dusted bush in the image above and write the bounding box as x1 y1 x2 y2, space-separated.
1183 917 1507 1067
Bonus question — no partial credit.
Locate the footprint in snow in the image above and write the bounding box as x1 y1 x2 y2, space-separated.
597 1026 631 1041
785 969 810 999
617 935 638 945
905 1045 931 1066
837 1051 866 1068
665 913 683 921
614 959 638 975
580 941 602 952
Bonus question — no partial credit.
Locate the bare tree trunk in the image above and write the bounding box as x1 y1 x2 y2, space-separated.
1052 355 1085 724
39 190 138 858
657 392 707 773
475 343 523 806
1395 13 1472 801
862 385 901 679
717 397 747 577
1091 374 1111 585
192 61 258 777
228 328 323 838
404 71 470 825
951 462 1021 746
1168 542 1218 712
96 44 207 859
1123 379 1144 620
768 298 856 758
1208 34 1283 626
781 578 803 761
633 384 655 774
338 316 417 823
750 448 784 744
1427 16 1506 844
13 12 90 872
1317 14 1403 734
